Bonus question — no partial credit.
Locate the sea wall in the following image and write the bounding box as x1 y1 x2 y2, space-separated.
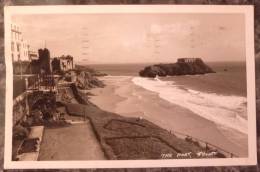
69 83 89 104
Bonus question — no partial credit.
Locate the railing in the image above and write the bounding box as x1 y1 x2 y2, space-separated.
169 130 238 158
27 74 57 92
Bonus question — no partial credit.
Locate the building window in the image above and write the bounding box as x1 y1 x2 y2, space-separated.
17 43 20 52
11 54 14 61
11 42 14 51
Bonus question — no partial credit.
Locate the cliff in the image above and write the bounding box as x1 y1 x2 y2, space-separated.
66 65 106 90
74 70 105 89
139 58 215 78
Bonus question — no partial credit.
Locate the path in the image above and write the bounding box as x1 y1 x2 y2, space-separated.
38 121 106 160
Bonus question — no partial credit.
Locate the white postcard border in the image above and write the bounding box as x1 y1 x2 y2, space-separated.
4 5 257 169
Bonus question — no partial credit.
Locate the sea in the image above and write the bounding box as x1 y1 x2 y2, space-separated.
87 62 247 135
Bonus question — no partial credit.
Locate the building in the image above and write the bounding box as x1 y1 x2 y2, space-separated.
177 58 201 63
28 50 39 60
51 55 74 73
31 48 52 74
59 55 74 71
11 23 30 62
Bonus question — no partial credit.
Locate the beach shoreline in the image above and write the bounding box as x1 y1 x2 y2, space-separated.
88 76 248 157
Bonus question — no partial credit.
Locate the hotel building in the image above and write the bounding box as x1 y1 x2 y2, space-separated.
11 23 30 62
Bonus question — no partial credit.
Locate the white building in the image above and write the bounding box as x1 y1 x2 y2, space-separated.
28 50 38 60
59 56 74 71
11 23 30 62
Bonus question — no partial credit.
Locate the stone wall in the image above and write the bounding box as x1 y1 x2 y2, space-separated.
13 94 28 126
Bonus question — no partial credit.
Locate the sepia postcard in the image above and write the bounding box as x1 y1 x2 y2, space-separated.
4 5 256 169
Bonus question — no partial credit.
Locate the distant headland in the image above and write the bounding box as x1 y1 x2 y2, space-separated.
139 58 216 78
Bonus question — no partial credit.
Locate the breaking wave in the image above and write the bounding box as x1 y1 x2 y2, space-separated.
132 77 247 134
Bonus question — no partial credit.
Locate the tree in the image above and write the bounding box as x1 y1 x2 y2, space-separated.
51 57 61 74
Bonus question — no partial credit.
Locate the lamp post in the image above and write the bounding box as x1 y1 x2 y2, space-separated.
19 57 22 79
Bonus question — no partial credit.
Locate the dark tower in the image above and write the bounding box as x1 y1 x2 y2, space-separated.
38 48 51 74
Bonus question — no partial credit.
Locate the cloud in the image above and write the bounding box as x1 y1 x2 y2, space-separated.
150 20 200 36
12 14 245 64
150 24 162 34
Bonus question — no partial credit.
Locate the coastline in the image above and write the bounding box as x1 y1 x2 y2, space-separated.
88 76 248 157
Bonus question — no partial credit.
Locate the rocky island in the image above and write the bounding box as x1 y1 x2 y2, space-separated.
139 58 215 78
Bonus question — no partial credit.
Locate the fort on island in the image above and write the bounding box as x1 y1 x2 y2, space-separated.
177 57 202 63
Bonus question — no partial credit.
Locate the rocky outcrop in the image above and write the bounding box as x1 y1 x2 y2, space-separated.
139 58 215 78
67 65 106 89
70 70 105 90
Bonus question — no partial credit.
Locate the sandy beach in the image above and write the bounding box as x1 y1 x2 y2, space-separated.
88 76 248 157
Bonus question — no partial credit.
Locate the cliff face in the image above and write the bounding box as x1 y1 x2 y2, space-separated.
139 58 215 78
75 70 105 89
66 66 106 90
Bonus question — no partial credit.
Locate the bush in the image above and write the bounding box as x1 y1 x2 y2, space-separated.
13 125 29 140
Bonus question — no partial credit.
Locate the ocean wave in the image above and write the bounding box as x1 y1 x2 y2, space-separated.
103 75 134 78
132 76 248 134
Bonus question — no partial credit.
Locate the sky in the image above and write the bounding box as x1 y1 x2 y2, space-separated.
12 13 245 64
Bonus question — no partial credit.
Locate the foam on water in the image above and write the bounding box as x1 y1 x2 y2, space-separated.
132 77 247 134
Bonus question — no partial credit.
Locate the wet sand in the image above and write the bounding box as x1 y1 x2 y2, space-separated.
38 122 106 160
88 76 248 157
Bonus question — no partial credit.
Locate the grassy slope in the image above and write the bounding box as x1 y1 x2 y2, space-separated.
64 102 205 160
